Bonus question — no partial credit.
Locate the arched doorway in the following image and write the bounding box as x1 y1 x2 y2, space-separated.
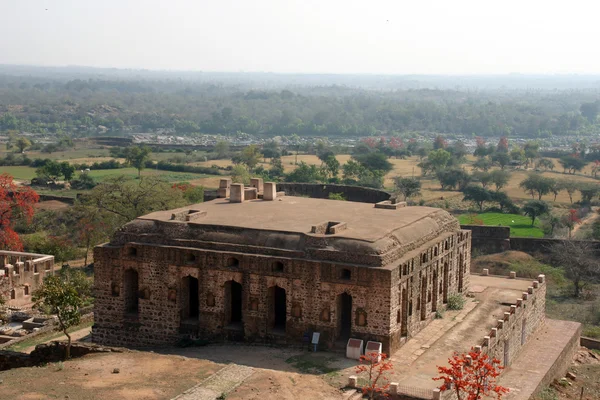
336 292 353 339
181 276 199 321
458 253 464 293
268 286 286 332
432 270 438 312
225 280 243 327
420 276 427 321
443 262 449 303
400 287 408 337
123 269 139 315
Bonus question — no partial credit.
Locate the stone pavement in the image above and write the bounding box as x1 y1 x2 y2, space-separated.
498 319 581 400
391 300 478 368
172 364 255 400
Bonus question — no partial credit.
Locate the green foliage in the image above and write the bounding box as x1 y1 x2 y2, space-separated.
231 164 251 185
328 192 346 201
583 326 600 338
238 144 262 171
559 155 587 174
394 177 421 200
124 146 151 177
33 267 91 359
79 176 188 225
437 168 471 191
427 149 452 172
519 173 556 200
522 200 550 226
23 233 82 262
463 185 493 212
286 162 324 183
446 294 466 311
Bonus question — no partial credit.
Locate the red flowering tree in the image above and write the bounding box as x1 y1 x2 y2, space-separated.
434 350 509 400
0 173 39 251
562 209 581 238
434 135 448 150
362 137 379 149
497 137 509 153
355 352 394 399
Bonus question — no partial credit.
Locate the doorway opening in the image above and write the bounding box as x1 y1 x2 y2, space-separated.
400 288 408 337
269 286 286 332
432 270 438 312
443 262 449 303
337 292 353 340
420 276 427 321
225 280 243 327
458 253 464 293
181 276 199 321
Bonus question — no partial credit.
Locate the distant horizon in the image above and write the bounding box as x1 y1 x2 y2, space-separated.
4 63 600 78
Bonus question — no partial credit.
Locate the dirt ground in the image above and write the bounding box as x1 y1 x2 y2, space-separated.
34 200 71 211
0 351 222 400
534 348 600 400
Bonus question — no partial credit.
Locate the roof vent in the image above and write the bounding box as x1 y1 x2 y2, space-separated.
375 200 407 210
311 221 347 235
171 209 207 222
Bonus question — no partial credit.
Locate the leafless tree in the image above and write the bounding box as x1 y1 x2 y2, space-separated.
548 240 600 297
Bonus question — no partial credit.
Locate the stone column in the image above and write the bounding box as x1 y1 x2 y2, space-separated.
230 184 244 203
263 182 277 201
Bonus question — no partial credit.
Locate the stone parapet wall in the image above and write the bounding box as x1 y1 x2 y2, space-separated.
276 183 391 204
0 250 55 308
472 275 547 367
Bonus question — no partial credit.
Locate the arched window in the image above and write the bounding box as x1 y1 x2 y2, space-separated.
123 269 139 315
185 253 196 264
128 247 137 257
341 268 351 280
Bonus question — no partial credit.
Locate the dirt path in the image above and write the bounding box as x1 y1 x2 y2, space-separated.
572 207 599 237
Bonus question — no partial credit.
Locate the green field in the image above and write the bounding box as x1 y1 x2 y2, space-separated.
0 165 215 184
458 212 544 238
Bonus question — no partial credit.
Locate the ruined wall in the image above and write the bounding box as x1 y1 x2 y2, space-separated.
0 252 55 308
276 183 391 204
475 275 547 367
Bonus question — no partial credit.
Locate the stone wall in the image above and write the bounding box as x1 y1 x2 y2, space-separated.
0 342 121 371
93 230 471 354
0 251 55 308
276 183 391 204
461 225 600 256
473 274 547 368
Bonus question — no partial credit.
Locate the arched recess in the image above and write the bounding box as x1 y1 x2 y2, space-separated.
458 253 464 293
123 269 139 315
443 262 449 303
224 280 243 327
336 292 353 340
268 285 286 332
432 269 438 312
181 275 199 321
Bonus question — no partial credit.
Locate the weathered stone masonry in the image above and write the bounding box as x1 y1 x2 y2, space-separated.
93 193 471 354
0 251 55 308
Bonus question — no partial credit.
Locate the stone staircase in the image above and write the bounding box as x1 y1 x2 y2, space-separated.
341 388 364 400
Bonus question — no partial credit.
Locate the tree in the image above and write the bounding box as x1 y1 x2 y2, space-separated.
472 157 493 172
353 152 393 174
71 205 116 266
559 155 586 174
262 140 280 160
490 170 511 191
427 149 452 172
437 168 471 191
491 152 510 170
355 352 394 400
0 174 39 250
463 186 492 212
557 179 578 203
15 137 31 153
36 160 64 183
434 135 447 150
519 174 555 200
580 101 599 123
523 141 539 168
80 176 188 226
286 161 324 183
323 155 340 179
510 147 525 166
472 171 493 189
125 146 152 177
522 200 549 226
578 183 600 204
394 177 421 201
549 240 600 297
450 140 468 160
496 136 509 153
536 158 555 171
33 268 91 359
60 161 76 181
239 144 263 171
231 164 251 185
434 350 509 400
491 191 517 213
213 140 230 159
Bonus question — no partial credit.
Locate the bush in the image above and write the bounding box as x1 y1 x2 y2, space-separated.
446 294 466 310
583 326 600 338
328 192 346 201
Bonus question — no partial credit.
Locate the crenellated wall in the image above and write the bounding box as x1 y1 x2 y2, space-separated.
468 274 547 368
0 251 55 308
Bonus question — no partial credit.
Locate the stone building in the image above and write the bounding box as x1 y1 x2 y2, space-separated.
93 184 471 353
0 250 55 308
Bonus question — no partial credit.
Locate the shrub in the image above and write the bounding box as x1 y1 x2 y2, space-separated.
328 192 346 201
446 294 466 310
583 326 600 338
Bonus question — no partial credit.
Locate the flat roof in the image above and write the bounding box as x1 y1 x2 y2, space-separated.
138 196 454 243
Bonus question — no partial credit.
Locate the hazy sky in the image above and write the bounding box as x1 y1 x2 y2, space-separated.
1 0 599 74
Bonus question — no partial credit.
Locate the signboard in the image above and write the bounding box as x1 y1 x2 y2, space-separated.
365 341 383 362
346 338 364 360
311 332 320 345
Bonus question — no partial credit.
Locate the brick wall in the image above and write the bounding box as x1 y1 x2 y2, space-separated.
276 183 391 204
